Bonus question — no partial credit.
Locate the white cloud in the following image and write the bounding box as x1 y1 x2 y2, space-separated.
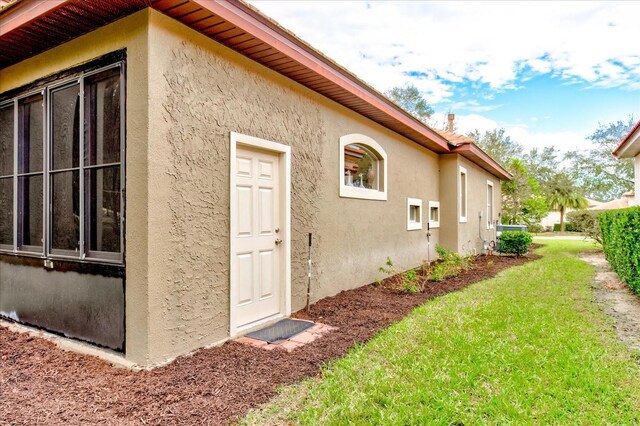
248 1 640 101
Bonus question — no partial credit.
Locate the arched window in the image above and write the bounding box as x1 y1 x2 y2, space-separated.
339 134 387 200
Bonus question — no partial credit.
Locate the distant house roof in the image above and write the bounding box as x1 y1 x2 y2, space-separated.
590 198 629 211
0 0 512 180
585 198 603 208
613 121 640 158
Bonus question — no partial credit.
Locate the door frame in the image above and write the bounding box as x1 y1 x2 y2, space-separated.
229 132 291 337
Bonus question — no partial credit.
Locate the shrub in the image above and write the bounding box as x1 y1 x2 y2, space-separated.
401 269 421 293
566 209 602 243
527 223 544 234
430 245 471 281
599 207 640 294
553 222 577 232
499 231 532 256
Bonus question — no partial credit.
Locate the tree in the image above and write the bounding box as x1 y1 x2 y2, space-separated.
565 117 635 201
522 146 561 194
501 158 549 226
546 173 588 232
385 84 434 123
469 128 522 167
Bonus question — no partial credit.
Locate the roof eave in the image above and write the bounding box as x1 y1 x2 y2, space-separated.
451 143 513 181
613 121 640 158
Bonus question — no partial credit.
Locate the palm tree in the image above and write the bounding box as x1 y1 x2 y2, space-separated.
546 173 588 232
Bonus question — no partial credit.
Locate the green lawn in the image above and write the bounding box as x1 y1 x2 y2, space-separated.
244 240 640 425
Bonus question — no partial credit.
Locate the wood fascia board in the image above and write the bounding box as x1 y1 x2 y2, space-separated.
452 144 512 181
613 121 640 158
0 0 68 37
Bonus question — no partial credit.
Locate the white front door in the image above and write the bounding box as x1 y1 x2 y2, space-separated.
233 146 282 330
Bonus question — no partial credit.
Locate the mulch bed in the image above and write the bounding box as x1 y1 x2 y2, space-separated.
1 248 541 425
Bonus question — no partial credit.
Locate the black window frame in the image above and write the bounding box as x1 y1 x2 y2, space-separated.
0 61 125 265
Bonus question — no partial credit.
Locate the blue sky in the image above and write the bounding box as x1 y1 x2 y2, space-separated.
248 1 640 152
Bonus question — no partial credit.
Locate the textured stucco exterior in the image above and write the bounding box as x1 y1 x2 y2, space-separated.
145 10 441 363
439 154 503 255
0 9 506 366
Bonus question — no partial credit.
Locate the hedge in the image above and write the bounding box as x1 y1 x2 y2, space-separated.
599 207 640 294
552 222 578 232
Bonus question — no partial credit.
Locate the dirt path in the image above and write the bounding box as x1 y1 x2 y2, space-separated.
581 251 640 351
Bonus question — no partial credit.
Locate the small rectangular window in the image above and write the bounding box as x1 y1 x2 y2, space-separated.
487 181 494 229
428 201 440 228
407 198 423 230
459 167 467 223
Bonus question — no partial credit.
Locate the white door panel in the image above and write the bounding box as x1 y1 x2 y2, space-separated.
233 146 281 328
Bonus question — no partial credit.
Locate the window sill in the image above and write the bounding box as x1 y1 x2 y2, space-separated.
340 185 387 201
459 218 468 223
429 222 440 229
407 222 423 231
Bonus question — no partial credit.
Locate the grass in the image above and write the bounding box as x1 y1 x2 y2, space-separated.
243 240 640 425
534 231 585 237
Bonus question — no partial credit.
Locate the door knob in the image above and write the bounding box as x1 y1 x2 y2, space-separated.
275 238 283 245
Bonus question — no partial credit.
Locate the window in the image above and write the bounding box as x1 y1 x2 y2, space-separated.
407 198 422 230
428 201 440 228
0 102 14 250
0 62 124 264
487 180 494 229
339 133 387 201
18 93 44 252
459 166 467 222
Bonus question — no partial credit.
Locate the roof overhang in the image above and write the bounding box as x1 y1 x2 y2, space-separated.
451 143 513 181
613 121 640 158
0 0 512 179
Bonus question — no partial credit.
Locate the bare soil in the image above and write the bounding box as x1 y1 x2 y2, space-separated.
0 251 539 425
581 251 640 351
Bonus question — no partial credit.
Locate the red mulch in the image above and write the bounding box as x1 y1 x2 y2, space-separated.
0 249 541 425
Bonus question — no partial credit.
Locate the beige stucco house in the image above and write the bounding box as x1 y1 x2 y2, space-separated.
0 0 510 367
613 121 640 207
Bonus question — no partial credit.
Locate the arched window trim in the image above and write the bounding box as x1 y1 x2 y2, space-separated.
339 133 387 201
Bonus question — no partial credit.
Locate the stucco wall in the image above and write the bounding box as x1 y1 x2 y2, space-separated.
439 154 503 254
438 154 459 251
0 10 151 364
145 10 441 363
457 157 502 254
